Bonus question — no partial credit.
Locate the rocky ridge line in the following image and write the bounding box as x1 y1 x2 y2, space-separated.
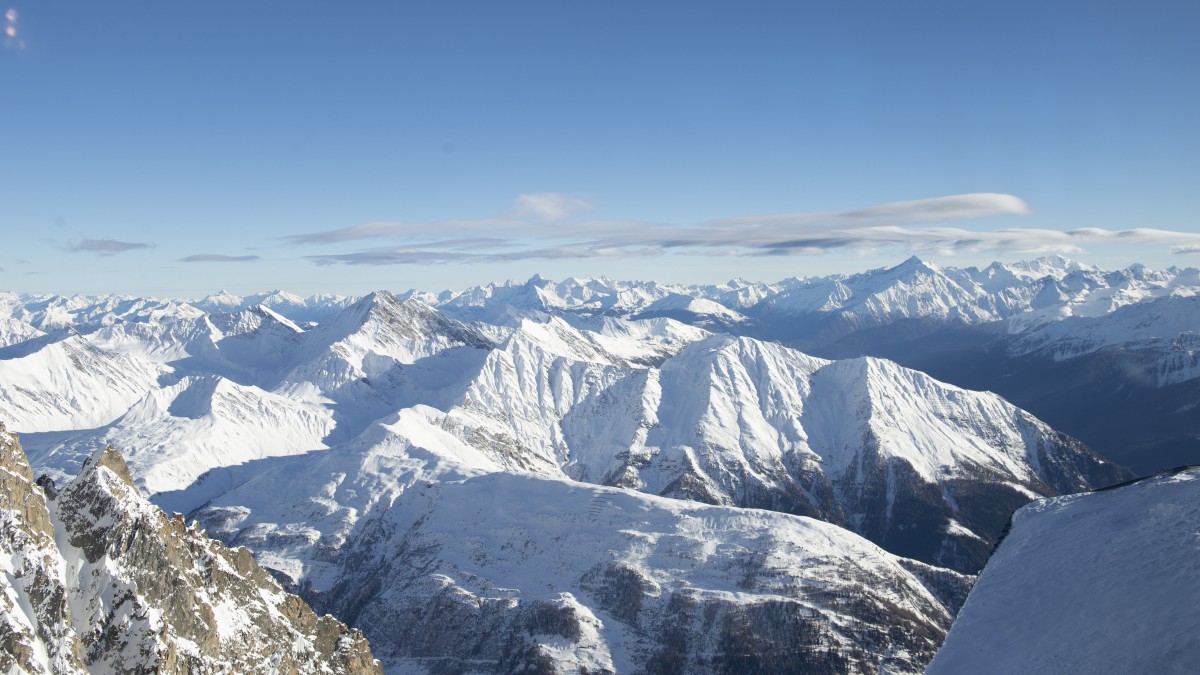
0 421 381 674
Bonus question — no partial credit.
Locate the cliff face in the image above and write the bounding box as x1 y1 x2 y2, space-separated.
0 421 380 674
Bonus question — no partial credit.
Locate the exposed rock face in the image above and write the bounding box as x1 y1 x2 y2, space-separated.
0 422 86 674
0 422 380 674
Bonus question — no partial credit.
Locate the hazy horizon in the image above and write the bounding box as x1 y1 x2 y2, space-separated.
3 252 1189 302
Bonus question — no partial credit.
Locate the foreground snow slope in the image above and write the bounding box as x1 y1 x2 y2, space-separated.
926 467 1200 675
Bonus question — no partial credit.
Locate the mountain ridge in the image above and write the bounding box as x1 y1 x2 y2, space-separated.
0 421 382 674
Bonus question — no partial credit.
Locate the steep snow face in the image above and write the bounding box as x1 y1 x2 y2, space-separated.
285 291 492 388
617 336 829 504
0 334 165 432
0 423 381 674
927 468 1200 675
408 327 1121 572
196 415 965 675
808 357 1049 483
607 338 1123 572
25 375 335 495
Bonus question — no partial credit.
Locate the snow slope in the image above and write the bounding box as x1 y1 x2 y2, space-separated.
0 334 165 432
25 374 335 494
926 467 1200 675
195 414 967 675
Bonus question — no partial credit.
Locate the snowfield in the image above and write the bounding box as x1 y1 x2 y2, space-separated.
927 467 1200 675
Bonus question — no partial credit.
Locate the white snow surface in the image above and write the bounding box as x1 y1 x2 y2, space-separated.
198 412 956 673
927 468 1200 675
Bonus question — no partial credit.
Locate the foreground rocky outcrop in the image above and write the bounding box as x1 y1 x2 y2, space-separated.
0 421 380 674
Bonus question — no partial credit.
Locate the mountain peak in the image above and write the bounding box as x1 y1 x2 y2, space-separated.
891 255 939 274
80 444 138 488
362 288 400 305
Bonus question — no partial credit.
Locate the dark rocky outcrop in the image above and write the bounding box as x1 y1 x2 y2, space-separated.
0 421 381 674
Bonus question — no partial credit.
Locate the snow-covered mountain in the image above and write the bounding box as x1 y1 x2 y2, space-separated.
0 332 166 432
0 422 381 674
1 257 1174 672
927 466 1200 675
1005 293 1200 385
413 323 1123 572
194 413 971 674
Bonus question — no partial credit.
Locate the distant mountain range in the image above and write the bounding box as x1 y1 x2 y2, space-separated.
1 255 1188 672
6 254 1197 471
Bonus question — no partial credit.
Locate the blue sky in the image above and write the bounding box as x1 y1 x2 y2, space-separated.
2 1 1199 297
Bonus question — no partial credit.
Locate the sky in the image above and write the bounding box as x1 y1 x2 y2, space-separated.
2 1 1199 297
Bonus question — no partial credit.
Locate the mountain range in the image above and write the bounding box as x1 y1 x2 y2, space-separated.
2 255 1188 672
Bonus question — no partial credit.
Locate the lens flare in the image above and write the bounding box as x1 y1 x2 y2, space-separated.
3 7 19 49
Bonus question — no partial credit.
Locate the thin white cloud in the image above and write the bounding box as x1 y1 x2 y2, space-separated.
484 245 660 262
306 249 474 266
179 254 261 263
708 193 1032 231
286 218 526 244
293 192 1200 266
509 192 593 222
67 238 155 255
305 244 659 266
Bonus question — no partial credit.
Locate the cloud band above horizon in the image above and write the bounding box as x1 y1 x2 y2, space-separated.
288 192 1200 266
